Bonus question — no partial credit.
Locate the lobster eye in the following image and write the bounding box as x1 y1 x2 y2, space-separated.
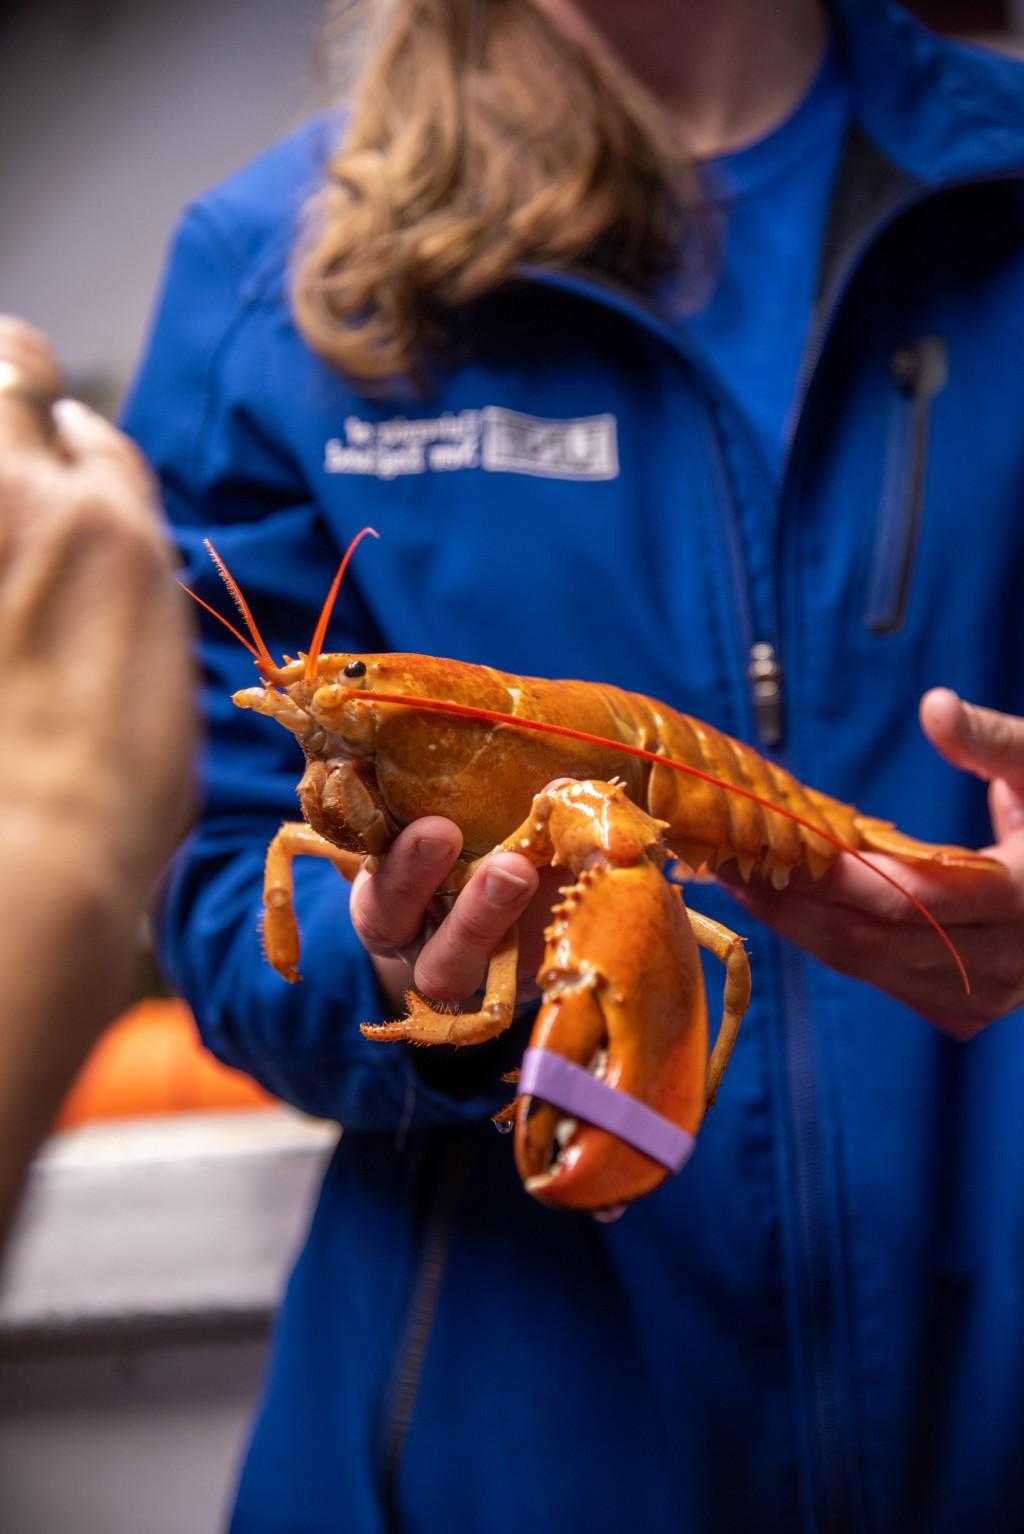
344 659 367 679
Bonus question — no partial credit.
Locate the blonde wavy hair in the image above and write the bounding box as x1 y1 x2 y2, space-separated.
293 0 696 385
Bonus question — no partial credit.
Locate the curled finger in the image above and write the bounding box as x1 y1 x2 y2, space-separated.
350 817 462 960
0 317 61 454
53 399 160 510
414 852 538 1002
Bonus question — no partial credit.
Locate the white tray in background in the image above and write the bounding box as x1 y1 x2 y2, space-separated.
0 1107 338 1338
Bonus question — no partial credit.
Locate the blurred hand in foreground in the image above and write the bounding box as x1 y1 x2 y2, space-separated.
0 316 195 1237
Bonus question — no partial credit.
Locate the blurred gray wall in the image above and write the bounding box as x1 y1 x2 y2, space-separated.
3 0 1024 408
0 0 332 408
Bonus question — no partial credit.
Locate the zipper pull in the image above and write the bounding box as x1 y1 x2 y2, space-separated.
748 641 783 748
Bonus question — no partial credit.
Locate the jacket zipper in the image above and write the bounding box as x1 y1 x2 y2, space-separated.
864 336 948 633
776 195 931 1534
378 1138 467 1533
778 174 1014 1534
748 640 784 746
522 263 785 749
778 944 866 1534
699 402 783 748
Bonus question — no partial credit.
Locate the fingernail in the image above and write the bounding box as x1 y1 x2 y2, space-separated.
413 835 452 867
483 866 531 905
53 397 89 425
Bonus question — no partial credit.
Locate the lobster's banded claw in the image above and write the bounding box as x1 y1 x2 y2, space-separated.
517 1047 695 1212
514 992 706 1211
513 853 710 1213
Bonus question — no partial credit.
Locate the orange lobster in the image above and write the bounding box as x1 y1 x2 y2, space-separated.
184 531 1002 1215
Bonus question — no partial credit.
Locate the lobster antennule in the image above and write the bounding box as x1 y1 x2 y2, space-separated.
349 687 972 995
176 540 286 680
203 539 281 677
175 578 262 662
304 527 380 684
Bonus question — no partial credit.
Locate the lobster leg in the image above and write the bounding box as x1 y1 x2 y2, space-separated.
360 926 520 1046
266 816 520 1039
685 909 751 1104
263 821 364 982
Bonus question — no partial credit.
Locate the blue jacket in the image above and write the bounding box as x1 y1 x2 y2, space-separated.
124 5 1024 1531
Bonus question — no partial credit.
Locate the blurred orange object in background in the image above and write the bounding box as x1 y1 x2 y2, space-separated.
56 998 274 1130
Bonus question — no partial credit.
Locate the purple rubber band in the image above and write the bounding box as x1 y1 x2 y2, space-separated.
518 1047 696 1175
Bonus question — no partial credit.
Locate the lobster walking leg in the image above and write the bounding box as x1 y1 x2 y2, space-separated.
361 927 521 1046
684 909 751 1103
267 818 521 1042
263 821 364 982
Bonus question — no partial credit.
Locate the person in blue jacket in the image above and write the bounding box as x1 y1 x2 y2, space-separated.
124 0 1024 1529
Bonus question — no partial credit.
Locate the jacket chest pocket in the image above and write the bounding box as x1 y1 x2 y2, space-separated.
864 336 948 634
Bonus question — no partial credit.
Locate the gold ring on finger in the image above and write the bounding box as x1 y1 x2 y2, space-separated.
0 360 57 427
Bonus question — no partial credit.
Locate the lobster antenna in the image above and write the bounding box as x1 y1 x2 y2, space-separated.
350 688 974 995
305 527 380 683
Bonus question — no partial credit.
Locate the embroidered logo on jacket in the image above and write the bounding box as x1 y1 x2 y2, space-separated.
323 408 618 481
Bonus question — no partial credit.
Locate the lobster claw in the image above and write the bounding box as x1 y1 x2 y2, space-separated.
513 857 710 1213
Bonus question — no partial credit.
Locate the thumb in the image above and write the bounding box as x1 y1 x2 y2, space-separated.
988 776 1024 849
920 688 1024 797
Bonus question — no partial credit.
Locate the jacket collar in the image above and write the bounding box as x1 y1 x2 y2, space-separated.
829 0 1024 185
518 4 1024 335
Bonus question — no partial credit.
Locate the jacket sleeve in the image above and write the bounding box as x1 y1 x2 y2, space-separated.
123 206 511 1131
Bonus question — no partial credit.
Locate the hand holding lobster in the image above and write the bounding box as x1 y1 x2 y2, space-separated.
347 815 543 1016
723 689 1024 1040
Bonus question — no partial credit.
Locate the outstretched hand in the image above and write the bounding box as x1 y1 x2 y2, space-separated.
718 688 1024 1040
